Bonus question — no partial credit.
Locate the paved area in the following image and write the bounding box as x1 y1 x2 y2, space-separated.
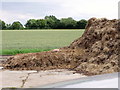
0 69 86 89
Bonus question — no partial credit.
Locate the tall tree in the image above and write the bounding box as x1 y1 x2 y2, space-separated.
25 19 37 29
45 15 60 29
60 17 77 29
76 19 87 29
36 19 46 29
11 21 23 30
0 20 6 30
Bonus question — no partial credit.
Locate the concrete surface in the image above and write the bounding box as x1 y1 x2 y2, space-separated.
23 70 86 88
0 69 86 89
38 72 118 88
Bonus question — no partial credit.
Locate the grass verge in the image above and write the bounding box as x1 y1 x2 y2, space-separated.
0 49 53 55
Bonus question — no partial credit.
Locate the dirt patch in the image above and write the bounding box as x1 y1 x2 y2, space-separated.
2 18 120 75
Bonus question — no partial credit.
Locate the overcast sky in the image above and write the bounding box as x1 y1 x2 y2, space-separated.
0 0 119 25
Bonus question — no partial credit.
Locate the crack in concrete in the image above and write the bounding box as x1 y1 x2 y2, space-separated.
21 73 30 88
21 71 39 88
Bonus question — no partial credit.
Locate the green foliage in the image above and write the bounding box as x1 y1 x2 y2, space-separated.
0 20 6 30
60 17 77 29
45 15 60 29
25 19 37 29
76 19 87 29
36 19 46 29
11 21 24 30
0 15 88 30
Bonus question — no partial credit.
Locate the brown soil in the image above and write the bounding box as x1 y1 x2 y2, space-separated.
2 18 120 76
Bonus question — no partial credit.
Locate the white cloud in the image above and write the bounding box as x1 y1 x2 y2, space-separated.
0 10 43 24
0 0 119 24
58 0 118 19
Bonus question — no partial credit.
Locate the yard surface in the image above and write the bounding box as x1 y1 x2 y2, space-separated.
1 29 84 55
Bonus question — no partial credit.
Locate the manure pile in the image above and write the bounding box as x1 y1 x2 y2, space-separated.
3 18 120 75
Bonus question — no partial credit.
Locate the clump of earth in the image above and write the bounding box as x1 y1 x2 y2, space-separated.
2 18 120 76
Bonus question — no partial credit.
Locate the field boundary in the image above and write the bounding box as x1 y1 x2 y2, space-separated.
2 29 84 31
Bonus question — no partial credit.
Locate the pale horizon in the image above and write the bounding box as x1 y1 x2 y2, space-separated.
0 0 119 25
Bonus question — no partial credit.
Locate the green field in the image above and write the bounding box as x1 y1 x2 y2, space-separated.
1 29 84 55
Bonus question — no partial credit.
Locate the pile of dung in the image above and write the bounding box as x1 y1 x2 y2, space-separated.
3 18 120 75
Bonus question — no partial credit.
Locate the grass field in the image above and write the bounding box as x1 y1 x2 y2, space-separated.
1 29 84 55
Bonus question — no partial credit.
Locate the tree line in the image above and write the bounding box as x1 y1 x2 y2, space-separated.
0 15 87 30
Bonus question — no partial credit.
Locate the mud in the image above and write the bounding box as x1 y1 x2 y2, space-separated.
2 18 120 75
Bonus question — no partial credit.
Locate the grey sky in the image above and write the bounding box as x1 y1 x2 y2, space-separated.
0 0 119 25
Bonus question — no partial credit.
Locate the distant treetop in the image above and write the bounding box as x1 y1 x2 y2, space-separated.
0 15 88 30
